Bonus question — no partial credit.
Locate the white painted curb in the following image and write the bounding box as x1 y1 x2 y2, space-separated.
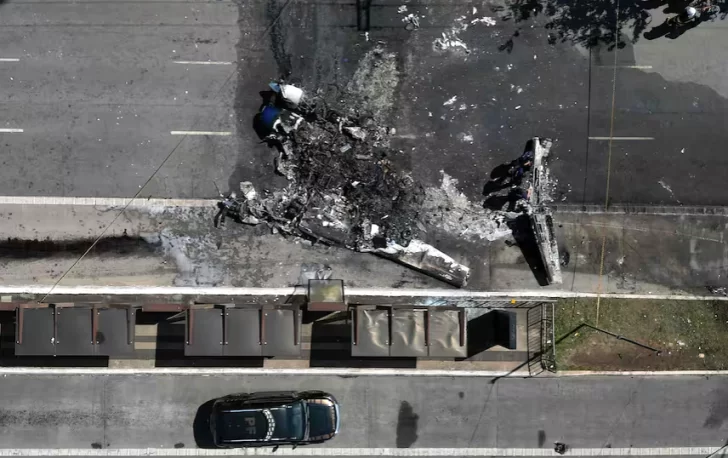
0 368 726 377
1 285 727 302
560 370 728 376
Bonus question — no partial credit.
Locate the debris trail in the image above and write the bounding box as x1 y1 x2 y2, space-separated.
346 47 400 120
658 179 681 203
422 173 511 242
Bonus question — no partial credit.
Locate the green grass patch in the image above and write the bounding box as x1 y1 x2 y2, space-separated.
554 298 728 371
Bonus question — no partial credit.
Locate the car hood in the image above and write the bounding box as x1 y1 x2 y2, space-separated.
307 402 336 438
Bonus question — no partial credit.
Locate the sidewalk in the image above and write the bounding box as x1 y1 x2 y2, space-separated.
0 201 727 296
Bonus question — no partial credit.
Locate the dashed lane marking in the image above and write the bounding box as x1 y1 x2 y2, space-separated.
0 58 20 62
0 128 23 133
588 136 654 140
172 60 233 65
170 131 232 136
596 65 653 69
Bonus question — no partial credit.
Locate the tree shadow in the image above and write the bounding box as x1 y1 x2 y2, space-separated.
494 0 706 50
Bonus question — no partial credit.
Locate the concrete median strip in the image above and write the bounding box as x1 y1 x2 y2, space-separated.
0 447 722 456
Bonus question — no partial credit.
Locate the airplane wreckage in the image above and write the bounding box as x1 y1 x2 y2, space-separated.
216 81 562 288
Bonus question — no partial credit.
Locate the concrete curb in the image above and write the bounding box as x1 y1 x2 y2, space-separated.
2 285 728 301
0 196 216 207
0 367 525 377
0 367 726 377
559 370 728 376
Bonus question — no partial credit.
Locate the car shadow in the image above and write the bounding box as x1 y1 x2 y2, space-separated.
193 399 217 449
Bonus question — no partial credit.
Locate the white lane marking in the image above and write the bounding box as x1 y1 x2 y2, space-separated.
173 60 233 65
0 196 215 207
170 130 232 136
589 136 654 140
0 447 721 456
597 65 653 69
0 58 20 62
0 285 726 302
0 128 23 133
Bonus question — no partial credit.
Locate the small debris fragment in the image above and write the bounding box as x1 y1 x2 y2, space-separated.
443 96 458 106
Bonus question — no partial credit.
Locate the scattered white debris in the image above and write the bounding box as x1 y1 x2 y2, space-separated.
433 15 491 54
617 255 625 266
144 229 224 286
472 6 477 14
347 46 400 121
422 172 512 242
428 111 433 117
681 148 685 154
517 87 523 94
458 133 474 143
471 17 496 26
397 5 408 13
658 179 680 203
677 340 686 347
515 105 521 110
433 31 469 53
443 96 458 106
699 353 705 358
459 103 467 111
401 13 420 27
364 31 370 41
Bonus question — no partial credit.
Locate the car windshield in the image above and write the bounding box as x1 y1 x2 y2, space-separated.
217 409 275 442
269 401 306 441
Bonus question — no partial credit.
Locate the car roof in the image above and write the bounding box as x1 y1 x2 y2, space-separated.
216 409 271 442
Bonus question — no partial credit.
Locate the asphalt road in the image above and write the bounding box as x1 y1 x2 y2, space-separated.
0 0 261 198
1 0 728 206
0 374 727 450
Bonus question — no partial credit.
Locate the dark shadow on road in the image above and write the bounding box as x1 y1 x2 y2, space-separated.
193 399 216 449
0 236 157 259
396 401 419 448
